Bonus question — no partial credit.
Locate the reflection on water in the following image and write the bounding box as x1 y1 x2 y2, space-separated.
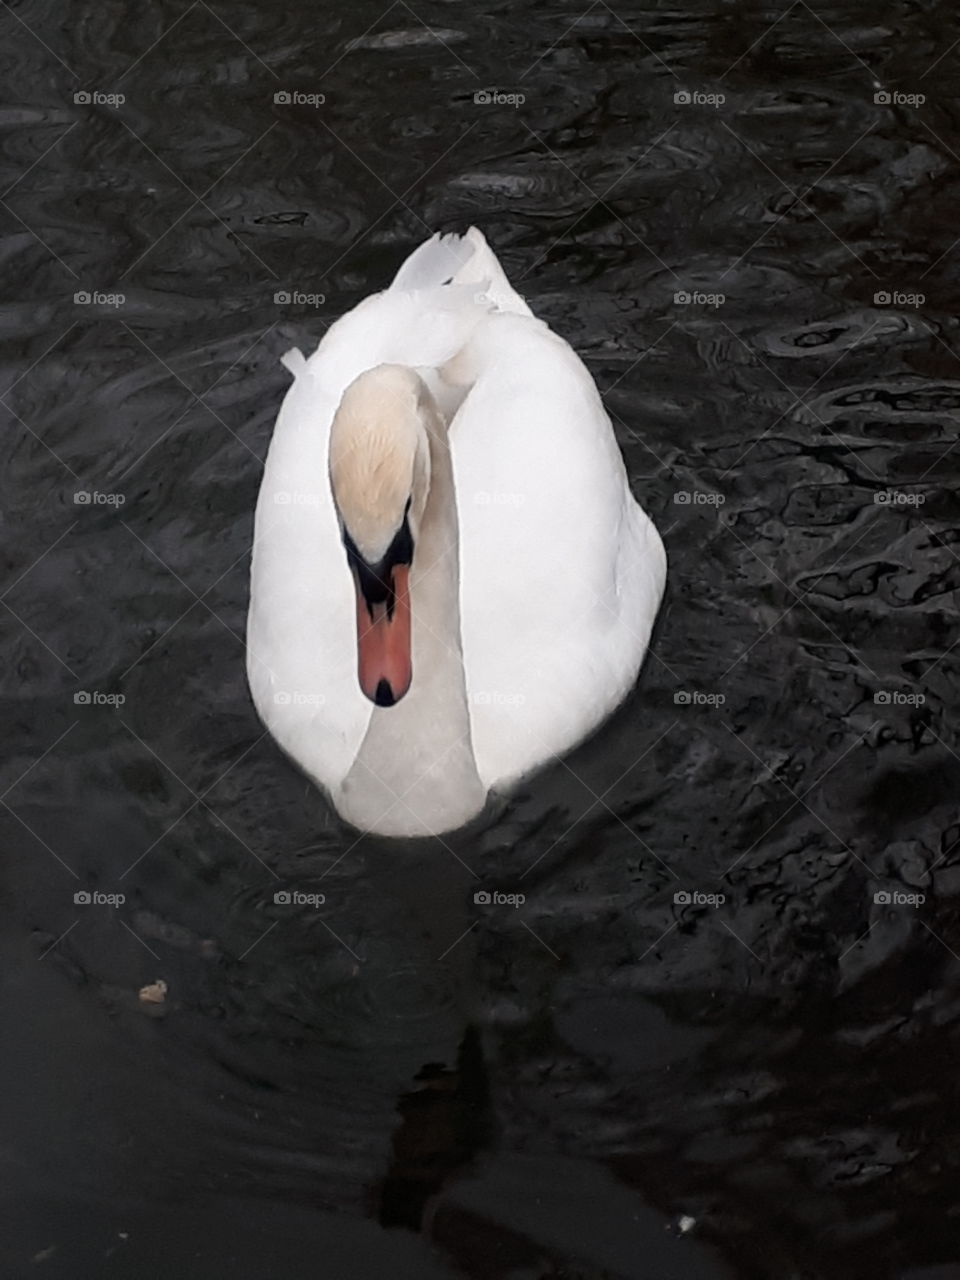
3 0 960 1275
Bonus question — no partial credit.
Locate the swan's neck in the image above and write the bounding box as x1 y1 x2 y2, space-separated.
336 383 485 837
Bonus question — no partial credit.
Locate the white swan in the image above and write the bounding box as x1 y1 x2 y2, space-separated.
246 228 666 837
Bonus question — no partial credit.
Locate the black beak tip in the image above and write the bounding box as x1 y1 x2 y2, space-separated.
374 678 396 707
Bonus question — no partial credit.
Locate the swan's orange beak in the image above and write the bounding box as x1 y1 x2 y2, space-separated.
354 564 412 707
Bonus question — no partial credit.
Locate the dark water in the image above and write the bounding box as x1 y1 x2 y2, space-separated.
3 0 960 1276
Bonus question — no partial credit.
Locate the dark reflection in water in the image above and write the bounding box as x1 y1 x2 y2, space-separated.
3 0 960 1276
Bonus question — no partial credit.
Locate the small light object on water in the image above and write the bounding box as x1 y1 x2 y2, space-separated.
678 1215 696 1235
139 978 168 1004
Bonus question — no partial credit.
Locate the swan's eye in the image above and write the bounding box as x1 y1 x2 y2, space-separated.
342 507 414 617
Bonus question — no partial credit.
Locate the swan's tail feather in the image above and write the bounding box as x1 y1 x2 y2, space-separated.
280 348 308 378
389 231 475 291
302 230 531 393
390 227 533 318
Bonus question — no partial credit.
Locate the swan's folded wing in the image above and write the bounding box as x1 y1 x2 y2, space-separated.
246 368 372 792
451 313 665 791
304 287 493 401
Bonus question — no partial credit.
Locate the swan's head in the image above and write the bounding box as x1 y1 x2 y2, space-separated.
329 364 432 707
